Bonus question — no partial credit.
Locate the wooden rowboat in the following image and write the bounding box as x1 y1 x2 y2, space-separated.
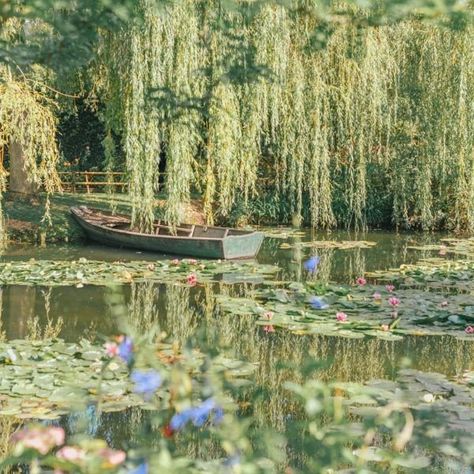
70 206 264 259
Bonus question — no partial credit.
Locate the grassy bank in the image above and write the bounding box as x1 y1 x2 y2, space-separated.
4 192 206 244
4 193 133 244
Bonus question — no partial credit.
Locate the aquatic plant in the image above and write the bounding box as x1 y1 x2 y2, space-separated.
3 332 474 472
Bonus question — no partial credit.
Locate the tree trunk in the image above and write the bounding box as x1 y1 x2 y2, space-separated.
9 141 37 195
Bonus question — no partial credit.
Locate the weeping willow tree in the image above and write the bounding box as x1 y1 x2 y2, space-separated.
0 19 61 245
93 1 474 232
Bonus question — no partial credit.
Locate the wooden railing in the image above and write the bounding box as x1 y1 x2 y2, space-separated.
58 171 128 193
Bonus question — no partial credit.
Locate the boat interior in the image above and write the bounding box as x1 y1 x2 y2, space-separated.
75 207 252 238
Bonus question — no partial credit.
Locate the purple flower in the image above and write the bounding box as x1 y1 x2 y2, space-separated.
309 296 329 310
131 370 161 399
118 336 134 364
304 256 320 273
129 463 148 474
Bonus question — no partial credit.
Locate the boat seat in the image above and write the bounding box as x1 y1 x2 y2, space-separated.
153 223 194 237
193 226 228 238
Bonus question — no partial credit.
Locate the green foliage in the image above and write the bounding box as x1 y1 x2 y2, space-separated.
2 322 474 472
58 101 111 172
2 0 474 237
93 1 474 232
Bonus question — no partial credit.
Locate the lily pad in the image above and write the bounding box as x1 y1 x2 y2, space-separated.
0 258 279 287
0 338 256 420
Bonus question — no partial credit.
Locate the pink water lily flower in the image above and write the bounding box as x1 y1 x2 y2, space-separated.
12 426 65 455
263 311 274 321
187 259 198 265
336 312 348 322
385 284 395 293
104 342 119 358
372 292 382 302
170 259 180 266
263 325 275 333
465 326 474 334
380 324 390 332
356 277 366 286
57 446 86 462
440 301 448 308
186 273 197 286
388 297 400 307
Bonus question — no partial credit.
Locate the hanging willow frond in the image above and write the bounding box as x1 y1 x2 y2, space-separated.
93 2 474 233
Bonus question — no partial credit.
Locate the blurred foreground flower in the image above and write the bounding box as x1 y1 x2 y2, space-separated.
303 256 320 273
98 447 126 467
118 336 134 364
465 326 474 334
129 463 149 474
131 370 162 399
169 398 223 434
309 296 329 310
57 445 86 462
12 426 64 455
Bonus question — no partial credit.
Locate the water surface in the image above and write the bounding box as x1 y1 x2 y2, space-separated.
2 230 472 447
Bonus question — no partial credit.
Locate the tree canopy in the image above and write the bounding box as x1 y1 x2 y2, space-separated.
93 0 474 232
0 0 473 239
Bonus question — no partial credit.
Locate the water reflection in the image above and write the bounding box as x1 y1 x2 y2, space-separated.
1 281 473 383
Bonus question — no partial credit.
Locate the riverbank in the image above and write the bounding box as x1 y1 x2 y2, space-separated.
4 193 206 244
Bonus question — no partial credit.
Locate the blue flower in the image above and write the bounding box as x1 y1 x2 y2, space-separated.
118 337 134 364
128 463 148 474
170 398 223 432
170 410 193 431
213 406 224 425
304 256 320 273
223 453 241 468
131 370 161 399
191 398 216 427
309 296 329 310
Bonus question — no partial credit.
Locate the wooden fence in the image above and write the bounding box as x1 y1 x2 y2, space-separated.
58 171 128 193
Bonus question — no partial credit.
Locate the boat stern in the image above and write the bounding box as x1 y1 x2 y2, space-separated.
222 232 264 259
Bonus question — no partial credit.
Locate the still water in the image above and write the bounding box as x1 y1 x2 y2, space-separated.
1 230 473 446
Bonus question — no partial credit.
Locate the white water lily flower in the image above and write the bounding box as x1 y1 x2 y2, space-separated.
423 393 435 403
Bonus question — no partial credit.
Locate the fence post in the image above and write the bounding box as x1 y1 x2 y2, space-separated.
85 172 91 194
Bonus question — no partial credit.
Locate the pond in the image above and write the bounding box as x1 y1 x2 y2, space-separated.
1 230 473 452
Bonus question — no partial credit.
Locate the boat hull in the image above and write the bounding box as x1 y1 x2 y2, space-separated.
71 208 264 259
